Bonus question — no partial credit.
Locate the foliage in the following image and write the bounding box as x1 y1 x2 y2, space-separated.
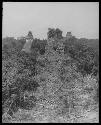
47 28 63 39
31 38 47 55
2 37 26 60
64 38 99 76
2 28 99 122
2 39 39 117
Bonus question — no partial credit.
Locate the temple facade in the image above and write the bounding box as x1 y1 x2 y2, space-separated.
66 32 72 40
22 31 33 53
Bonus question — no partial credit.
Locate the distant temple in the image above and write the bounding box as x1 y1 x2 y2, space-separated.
22 31 33 53
66 32 72 39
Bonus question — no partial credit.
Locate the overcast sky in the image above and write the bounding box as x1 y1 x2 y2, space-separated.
3 2 99 39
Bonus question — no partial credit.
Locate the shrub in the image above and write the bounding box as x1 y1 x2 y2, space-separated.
64 39 99 76
2 48 39 117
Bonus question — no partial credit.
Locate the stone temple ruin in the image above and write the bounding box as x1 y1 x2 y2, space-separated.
46 28 65 54
22 29 73 54
22 31 33 53
66 32 72 40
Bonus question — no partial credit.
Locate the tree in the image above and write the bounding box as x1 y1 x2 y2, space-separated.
47 28 63 39
64 39 98 76
55 28 63 39
47 28 56 39
2 46 39 117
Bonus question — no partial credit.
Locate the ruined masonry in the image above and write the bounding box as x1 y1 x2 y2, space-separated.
22 31 33 53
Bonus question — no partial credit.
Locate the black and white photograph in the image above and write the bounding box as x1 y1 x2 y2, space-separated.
2 2 99 123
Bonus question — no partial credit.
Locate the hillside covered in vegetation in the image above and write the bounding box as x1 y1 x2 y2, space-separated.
2 28 99 123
